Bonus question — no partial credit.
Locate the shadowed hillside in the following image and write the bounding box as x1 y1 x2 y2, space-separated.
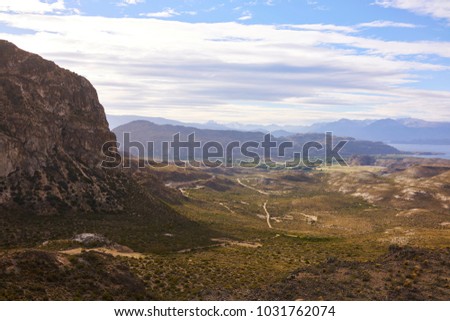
0 40 218 253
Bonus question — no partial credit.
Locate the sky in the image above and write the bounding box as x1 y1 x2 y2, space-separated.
1 0 450 125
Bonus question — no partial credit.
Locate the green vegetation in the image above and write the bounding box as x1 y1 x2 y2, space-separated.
1 158 449 300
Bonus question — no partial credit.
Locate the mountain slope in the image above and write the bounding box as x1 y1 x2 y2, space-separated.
306 118 450 144
0 40 217 253
0 39 120 213
113 120 400 161
107 114 232 131
109 115 450 144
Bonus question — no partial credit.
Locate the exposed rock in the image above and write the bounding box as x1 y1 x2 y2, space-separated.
0 40 121 214
73 233 111 246
0 41 218 256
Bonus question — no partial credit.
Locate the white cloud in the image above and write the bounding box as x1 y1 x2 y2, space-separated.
357 20 418 28
306 0 329 11
282 24 356 33
238 11 253 21
140 8 180 18
117 0 145 7
374 0 450 21
0 0 67 14
0 14 449 124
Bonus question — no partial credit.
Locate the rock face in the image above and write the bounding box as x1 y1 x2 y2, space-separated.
0 40 120 213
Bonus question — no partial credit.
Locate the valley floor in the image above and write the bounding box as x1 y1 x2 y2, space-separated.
1 158 449 300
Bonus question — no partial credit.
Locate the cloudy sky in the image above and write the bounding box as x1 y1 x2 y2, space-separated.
1 0 450 125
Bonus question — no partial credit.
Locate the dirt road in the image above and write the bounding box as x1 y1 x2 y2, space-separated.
263 201 273 229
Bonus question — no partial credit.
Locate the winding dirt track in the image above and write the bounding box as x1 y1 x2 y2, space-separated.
263 201 273 229
236 178 270 195
236 178 273 229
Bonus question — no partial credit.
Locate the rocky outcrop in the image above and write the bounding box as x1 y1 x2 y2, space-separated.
0 40 121 213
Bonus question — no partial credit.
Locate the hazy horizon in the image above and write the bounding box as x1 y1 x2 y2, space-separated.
106 113 450 127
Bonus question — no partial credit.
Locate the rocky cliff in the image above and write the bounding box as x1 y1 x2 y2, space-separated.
0 40 121 213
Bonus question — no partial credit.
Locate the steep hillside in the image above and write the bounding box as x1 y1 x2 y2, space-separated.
0 40 119 213
0 41 217 253
0 250 152 300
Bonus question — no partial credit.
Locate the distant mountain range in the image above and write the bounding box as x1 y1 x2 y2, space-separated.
107 115 450 145
112 120 401 161
107 115 231 132
304 118 450 144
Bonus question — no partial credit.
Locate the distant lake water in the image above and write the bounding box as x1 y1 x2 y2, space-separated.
390 144 450 160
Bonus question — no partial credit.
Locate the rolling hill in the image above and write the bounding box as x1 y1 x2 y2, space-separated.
112 120 401 163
